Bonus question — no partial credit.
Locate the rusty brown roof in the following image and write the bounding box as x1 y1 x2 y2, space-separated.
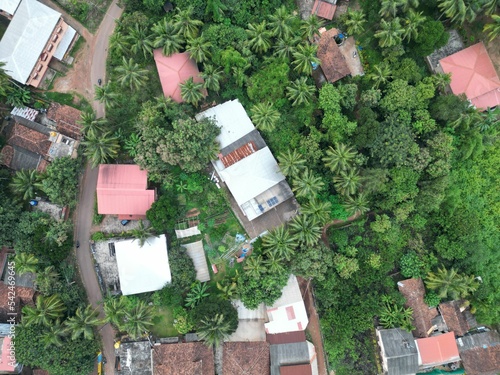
316 28 350 83
439 301 474 337
267 331 306 345
220 141 257 168
311 0 337 20
223 342 270 375
398 278 438 338
459 331 500 375
7 122 51 157
153 342 214 375
280 364 312 375
46 102 82 140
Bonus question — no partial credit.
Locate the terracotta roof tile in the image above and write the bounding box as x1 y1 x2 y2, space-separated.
398 278 438 338
280 364 313 375
316 28 350 83
439 300 475 337
267 331 306 345
46 102 82 140
459 331 500 375
223 342 270 375
311 0 336 20
153 342 214 375
7 122 51 157
0 146 14 168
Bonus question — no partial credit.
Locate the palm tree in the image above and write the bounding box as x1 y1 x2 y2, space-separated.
186 35 212 63
264 252 285 274
65 305 101 340
286 77 316 106
201 64 223 93
300 15 323 41
292 168 325 198
344 10 366 36
483 0 499 15
124 133 140 158
34 265 59 294
244 256 265 278
246 21 272 54
123 300 155 339
14 253 39 275
109 31 129 55
367 63 392 89
152 19 184 57
292 44 319 75
268 6 294 38
342 193 370 216
450 108 481 131
375 18 404 48
10 169 42 200
78 110 108 137
115 57 149 91
432 73 452 93
104 296 127 330
197 313 233 347
250 102 280 132
437 0 481 24
82 132 120 168
186 282 211 308
322 143 358 174
40 319 66 348
231 64 250 87
379 0 404 17
131 220 157 247
174 7 203 39
262 226 297 261
289 215 322 247
333 169 362 196
379 301 414 331
127 23 153 59
402 9 426 42
476 106 500 133
401 0 420 11
425 266 479 300
278 149 306 178
484 15 500 42
274 36 300 59
94 84 119 109
22 295 66 327
301 198 332 225
205 0 228 22
180 77 205 106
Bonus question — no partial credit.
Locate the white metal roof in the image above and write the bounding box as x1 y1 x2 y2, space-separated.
195 99 255 149
53 24 75 60
1 0 22 15
217 147 285 206
114 234 171 296
0 0 61 83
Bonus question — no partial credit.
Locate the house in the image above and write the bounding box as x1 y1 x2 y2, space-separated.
96 164 156 220
311 0 337 20
153 50 205 103
153 342 215 375
114 235 171 296
397 278 439 338
425 30 464 73
0 324 23 374
267 331 318 375
265 275 308 334
223 342 270 375
456 330 500 375
115 340 152 375
315 27 351 85
196 100 294 223
438 300 477 337
0 104 81 172
376 328 419 375
0 0 21 18
415 332 460 369
0 0 78 87
438 42 500 110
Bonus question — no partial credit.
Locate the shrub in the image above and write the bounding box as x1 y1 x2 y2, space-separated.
400 251 426 278
424 291 440 307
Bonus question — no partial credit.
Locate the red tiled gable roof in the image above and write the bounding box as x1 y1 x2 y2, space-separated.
280 364 313 375
7 122 51 157
439 300 473 337
153 50 206 103
439 42 500 110
220 142 257 168
267 331 306 345
0 283 35 323
317 28 350 83
223 342 270 375
96 164 156 217
0 146 14 168
311 0 337 20
153 342 215 375
398 278 438 338
415 332 460 366
46 102 82 140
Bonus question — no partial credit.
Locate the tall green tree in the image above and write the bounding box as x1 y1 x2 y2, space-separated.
246 21 272 54
262 226 297 261
375 18 404 48
367 63 392 89
65 305 101 340
10 169 42 200
292 44 319 75
103 297 128 330
402 9 426 42
300 15 323 40
14 253 39 275
278 149 306 178
484 14 500 41
174 7 203 39
289 215 322 247
425 267 479 300
34 265 59 294
323 143 358 174
94 84 119 109
131 220 157 247
205 0 227 22
22 295 66 327
82 132 120 168
197 313 233 347
152 19 184 56
109 31 129 55
115 57 149 90
123 300 155 339
342 193 370 216
180 77 205 106
437 0 482 24
250 102 280 132
286 77 316 106
186 35 212 63
333 169 362 196
201 64 223 93
40 319 66 348
292 168 325 198
127 23 153 59
274 36 300 59
301 198 332 225
379 0 405 17
40 156 80 207
344 10 366 36
78 110 107 138
268 6 294 38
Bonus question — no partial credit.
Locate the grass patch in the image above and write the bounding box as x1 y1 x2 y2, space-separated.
93 193 104 225
150 306 178 338
43 91 89 110
53 0 113 32
70 35 86 57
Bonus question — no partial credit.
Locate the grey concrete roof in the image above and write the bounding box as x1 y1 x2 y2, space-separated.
270 342 310 375
0 0 60 83
378 328 418 375
115 341 152 375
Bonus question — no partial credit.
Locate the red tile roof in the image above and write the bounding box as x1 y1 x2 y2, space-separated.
439 300 474 337
0 283 35 323
96 164 156 218
267 331 306 345
311 0 337 20
317 28 350 83
46 102 82 140
415 332 460 366
153 342 214 375
459 331 500 375
153 50 205 103
7 122 51 157
398 278 438 338
220 142 257 168
439 42 500 110
280 364 313 375
0 146 14 168
223 342 270 375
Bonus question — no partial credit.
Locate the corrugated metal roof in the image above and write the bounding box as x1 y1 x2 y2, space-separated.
53 24 76 60
0 0 61 83
1 0 21 15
